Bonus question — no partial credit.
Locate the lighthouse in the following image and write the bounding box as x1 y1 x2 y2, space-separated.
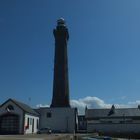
51 18 70 107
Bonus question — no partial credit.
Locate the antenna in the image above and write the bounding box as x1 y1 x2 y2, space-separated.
28 97 31 107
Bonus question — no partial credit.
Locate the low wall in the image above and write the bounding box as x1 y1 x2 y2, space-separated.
44 135 74 140
52 135 83 140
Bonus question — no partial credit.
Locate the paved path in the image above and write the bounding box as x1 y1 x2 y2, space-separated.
0 134 69 140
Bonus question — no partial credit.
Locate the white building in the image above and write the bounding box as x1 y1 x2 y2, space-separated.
36 107 78 133
0 98 78 134
0 99 39 134
85 105 140 135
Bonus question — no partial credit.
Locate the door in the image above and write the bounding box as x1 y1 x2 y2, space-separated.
32 119 34 133
0 114 19 134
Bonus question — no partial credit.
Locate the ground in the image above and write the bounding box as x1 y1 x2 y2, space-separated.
0 134 72 140
0 134 134 140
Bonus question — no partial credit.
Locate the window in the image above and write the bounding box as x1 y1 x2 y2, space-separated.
30 118 32 125
6 105 14 111
46 112 52 118
100 119 112 124
36 119 39 129
27 118 30 126
120 121 125 123
125 119 132 123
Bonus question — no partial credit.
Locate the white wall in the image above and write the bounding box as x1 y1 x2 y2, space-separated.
87 122 140 133
0 100 24 134
37 107 77 133
24 114 39 134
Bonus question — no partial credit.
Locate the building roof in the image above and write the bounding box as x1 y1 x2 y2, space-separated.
85 107 140 119
1 98 39 116
12 99 39 116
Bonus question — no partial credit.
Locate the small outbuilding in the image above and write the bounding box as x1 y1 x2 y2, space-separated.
0 98 39 134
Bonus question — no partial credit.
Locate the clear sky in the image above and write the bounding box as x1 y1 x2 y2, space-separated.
0 0 140 111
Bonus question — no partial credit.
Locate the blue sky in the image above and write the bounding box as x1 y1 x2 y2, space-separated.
0 0 140 110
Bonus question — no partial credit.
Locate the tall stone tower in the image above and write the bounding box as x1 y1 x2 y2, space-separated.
51 18 70 107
